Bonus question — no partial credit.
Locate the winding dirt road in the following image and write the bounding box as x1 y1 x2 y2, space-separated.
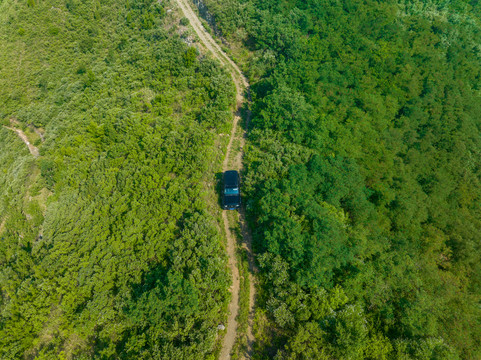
173 0 256 358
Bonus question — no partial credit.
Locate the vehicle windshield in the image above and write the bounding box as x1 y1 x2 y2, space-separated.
225 187 239 195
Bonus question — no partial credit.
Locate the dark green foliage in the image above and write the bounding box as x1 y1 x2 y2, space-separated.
256 156 371 289
203 0 481 358
0 0 234 358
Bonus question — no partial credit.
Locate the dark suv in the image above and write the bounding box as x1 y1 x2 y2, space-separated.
223 170 241 210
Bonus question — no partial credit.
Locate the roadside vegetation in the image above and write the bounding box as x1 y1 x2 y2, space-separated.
199 0 481 358
0 0 235 358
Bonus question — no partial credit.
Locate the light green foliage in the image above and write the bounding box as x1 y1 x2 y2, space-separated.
202 0 481 358
0 0 234 358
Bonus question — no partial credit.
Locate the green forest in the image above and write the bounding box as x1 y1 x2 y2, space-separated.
200 0 481 358
2 0 481 359
0 0 235 358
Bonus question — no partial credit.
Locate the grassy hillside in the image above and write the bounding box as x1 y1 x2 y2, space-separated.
0 0 235 358
199 0 481 358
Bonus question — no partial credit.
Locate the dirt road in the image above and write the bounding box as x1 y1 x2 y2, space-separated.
173 0 256 358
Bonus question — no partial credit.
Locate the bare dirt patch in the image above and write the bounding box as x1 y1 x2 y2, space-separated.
0 218 6 235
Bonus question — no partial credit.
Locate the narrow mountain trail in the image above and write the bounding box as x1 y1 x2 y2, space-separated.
3 120 40 157
173 0 256 358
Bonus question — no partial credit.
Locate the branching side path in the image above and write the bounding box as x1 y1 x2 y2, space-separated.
173 0 256 359
3 120 39 157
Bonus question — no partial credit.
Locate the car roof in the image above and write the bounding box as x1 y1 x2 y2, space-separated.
224 170 239 186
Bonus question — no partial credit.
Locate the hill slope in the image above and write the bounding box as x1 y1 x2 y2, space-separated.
0 0 235 358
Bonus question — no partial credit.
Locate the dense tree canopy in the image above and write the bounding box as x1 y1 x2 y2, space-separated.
202 0 481 358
